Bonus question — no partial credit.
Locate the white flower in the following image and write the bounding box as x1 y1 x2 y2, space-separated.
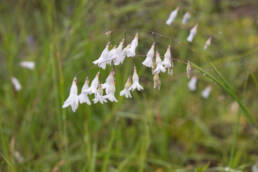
120 77 132 98
11 77 22 91
113 39 126 66
166 7 179 25
86 72 100 95
78 77 91 105
126 33 138 57
102 69 117 102
62 77 79 112
186 60 191 79
93 42 110 69
129 66 143 91
204 37 212 50
201 86 212 99
142 42 155 68
162 45 172 70
187 24 198 42
153 51 166 74
93 84 107 104
188 76 198 91
182 12 191 25
20 61 35 70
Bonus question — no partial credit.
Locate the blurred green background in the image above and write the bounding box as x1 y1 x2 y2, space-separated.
0 0 257 171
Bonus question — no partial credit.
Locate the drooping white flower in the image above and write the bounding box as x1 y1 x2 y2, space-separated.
78 77 91 105
187 24 198 42
186 60 191 79
153 73 161 90
93 84 107 104
142 42 155 68
62 77 79 112
93 42 110 69
86 72 100 95
201 86 212 99
129 66 144 91
113 39 126 65
188 76 198 91
125 33 138 57
153 51 166 74
120 77 132 98
20 61 35 70
11 77 22 91
182 12 191 25
102 69 117 102
166 7 179 25
204 37 212 50
162 45 172 72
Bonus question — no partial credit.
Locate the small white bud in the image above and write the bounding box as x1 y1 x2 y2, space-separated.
182 12 191 25
11 77 22 91
166 7 179 25
188 76 198 91
204 37 212 50
187 24 198 42
201 86 212 99
186 60 191 79
20 61 35 70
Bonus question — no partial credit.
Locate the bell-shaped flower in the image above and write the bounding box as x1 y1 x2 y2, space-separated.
162 45 172 69
126 33 138 57
120 77 132 98
153 73 161 90
62 77 79 112
204 37 212 50
188 76 198 91
187 24 198 42
113 39 126 65
166 7 179 25
78 77 91 105
142 42 155 68
129 66 144 91
186 60 191 79
182 12 191 25
201 86 212 99
11 77 22 91
93 84 107 104
20 61 35 70
103 81 117 102
153 51 166 74
93 42 110 69
86 72 100 95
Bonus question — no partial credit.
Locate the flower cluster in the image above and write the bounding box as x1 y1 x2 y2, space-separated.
62 6 214 112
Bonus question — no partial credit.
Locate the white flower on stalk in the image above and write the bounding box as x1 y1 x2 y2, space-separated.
201 86 212 99
186 60 191 79
162 45 173 75
86 72 100 95
129 66 144 91
93 42 110 69
182 12 191 25
20 61 35 70
125 33 138 57
120 77 132 98
78 77 91 105
204 37 212 50
153 51 166 74
93 84 107 104
62 77 79 112
188 76 198 91
11 77 22 91
102 69 117 102
187 24 198 42
166 7 179 25
142 42 155 68
113 39 126 66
